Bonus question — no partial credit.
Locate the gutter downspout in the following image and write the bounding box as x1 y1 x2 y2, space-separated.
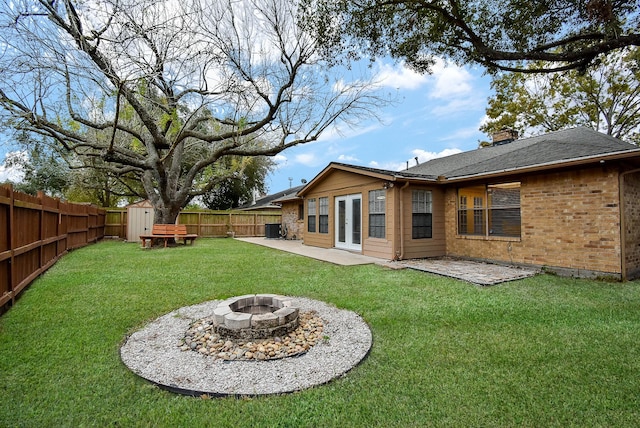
618 167 640 280
398 181 410 260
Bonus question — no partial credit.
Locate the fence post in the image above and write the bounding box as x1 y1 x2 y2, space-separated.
9 184 15 306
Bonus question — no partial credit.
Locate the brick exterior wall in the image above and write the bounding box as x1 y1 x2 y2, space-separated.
445 166 623 278
623 171 640 279
281 201 304 240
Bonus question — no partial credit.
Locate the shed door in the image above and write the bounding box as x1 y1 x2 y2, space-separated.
335 194 361 251
127 207 154 242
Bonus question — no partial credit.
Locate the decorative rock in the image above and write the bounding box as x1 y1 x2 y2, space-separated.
180 310 324 361
274 307 298 325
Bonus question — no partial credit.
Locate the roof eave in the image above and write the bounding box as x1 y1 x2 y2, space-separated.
441 149 640 183
298 162 398 196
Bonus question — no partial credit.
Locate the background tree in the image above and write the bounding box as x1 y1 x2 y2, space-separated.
481 47 640 144
201 156 274 210
0 0 387 223
64 161 145 207
3 132 70 197
302 0 640 73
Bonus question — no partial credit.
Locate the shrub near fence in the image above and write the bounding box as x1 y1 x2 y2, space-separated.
0 185 105 311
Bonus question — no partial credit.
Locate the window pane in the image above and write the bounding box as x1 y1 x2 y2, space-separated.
368 190 385 238
412 190 432 213
489 208 521 237
458 196 468 234
307 198 316 233
473 197 484 234
488 183 521 237
412 190 432 239
412 213 432 239
457 183 520 237
319 197 328 215
352 198 361 244
338 200 345 242
369 190 385 213
368 214 385 238
318 197 329 234
488 183 520 208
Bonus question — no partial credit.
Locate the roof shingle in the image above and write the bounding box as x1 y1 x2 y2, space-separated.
406 127 638 179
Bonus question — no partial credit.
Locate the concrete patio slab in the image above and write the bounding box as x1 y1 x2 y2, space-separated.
235 237 538 285
235 237 385 266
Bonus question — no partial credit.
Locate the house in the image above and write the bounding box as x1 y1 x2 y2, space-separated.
270 190 305 240
238 186 305 212
294 127 640 280
239 185 305 239
238 185 305 212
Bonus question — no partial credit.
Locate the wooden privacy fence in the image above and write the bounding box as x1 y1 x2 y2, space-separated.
0 185 105 310
105 208 282 240
179 211 282 238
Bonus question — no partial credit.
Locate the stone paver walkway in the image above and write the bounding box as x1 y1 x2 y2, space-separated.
400 258 539 286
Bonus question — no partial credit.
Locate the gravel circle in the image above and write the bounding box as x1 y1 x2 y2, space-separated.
120 297 372 397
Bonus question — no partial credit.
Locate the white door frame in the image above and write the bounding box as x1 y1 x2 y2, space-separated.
335 194 362 251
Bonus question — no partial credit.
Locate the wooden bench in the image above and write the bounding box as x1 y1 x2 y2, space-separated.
140 224 198 248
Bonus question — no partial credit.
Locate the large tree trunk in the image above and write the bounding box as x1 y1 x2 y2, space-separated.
141 169 186 224
153 202 182 224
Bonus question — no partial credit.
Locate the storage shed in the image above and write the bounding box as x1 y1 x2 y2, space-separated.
126 200 154 242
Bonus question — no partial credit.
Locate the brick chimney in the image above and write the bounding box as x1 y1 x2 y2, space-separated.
491 129 519 146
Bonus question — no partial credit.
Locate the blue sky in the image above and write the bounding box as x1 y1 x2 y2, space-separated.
0 58 494 195
265 58 493 192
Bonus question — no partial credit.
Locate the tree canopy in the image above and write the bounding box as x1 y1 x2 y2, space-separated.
302 0 640 73
0 0 387 222
4 144 69 197
200 156 274 210
481 47 640 144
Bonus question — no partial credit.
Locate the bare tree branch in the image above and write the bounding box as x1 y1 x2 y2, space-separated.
0 0 389 221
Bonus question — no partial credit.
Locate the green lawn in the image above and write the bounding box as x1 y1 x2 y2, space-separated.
1 239 639 427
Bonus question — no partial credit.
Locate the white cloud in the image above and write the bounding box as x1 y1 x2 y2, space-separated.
369 148 462 172
430 97 485 117
294 153 319 166
411 148 462 164
373 61 430 90
337 154 360 162
318 122 383 143
428 58 474 99
273 153 287 165
369 159 407 171
0 151 26 183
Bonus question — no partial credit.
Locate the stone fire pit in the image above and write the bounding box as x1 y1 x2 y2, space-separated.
120 296 373 397
212 294 299 339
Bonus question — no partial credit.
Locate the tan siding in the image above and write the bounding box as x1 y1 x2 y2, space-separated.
303 169 395 258
363 238 393 258
445 166 623 276
310 170 379 194
401 186 446 259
